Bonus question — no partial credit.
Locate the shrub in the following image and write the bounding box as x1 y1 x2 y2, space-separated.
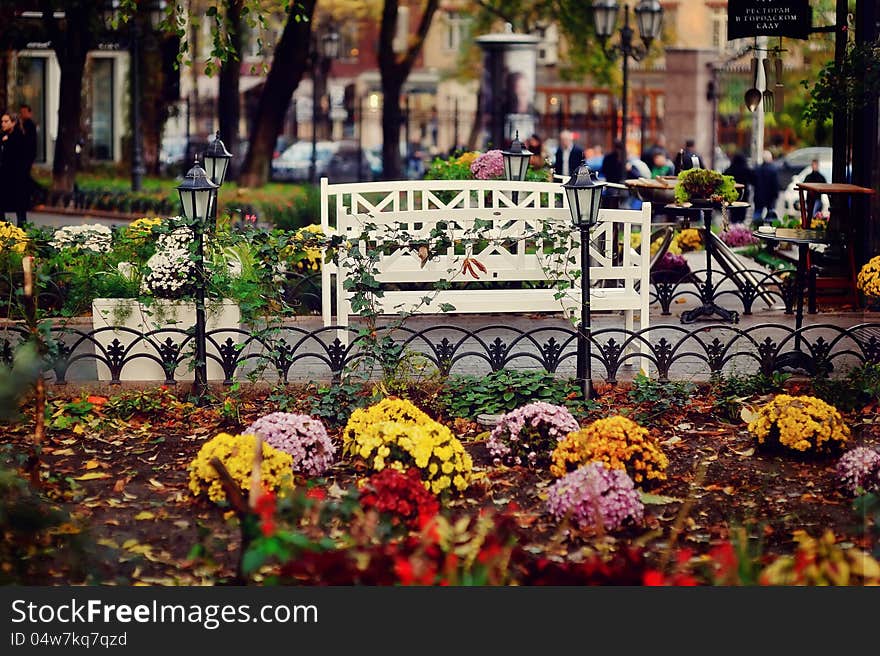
487 401 579 468
245 412 336 477
747 394 850 454
0 221 28 254
441 369 585 419
358 467 440 529
470 149 505 180
857 255 880 298
759 529 880 585
188 432 294 504
550 415 668 485
719 223 759 248
342 397 435 455
350 420 472 495
545 462 644 531
49 224 113 254
836 446 880 496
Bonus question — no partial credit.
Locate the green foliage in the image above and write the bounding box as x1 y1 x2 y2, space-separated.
711 371 791 421
441 369 585 418
627 373 696 418
802 38 880 125
811 363 880 413
853 492 880 559
307 381 372 429
673 169 739 204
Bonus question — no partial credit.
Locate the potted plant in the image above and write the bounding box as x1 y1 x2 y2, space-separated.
91 219 242 382
673 169 740 206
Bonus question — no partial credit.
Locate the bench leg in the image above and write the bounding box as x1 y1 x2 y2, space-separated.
624 309 634 368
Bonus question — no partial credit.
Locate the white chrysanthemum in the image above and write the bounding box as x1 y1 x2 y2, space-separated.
50 224 113 253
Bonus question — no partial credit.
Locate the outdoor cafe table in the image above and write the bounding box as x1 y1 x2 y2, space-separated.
753 227 828 374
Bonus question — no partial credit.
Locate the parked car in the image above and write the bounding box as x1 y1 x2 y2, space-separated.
324 141 382 182
776 146 833 190
270 141 339 182
779 160 833 218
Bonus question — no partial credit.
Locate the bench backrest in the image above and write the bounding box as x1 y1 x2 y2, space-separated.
320 178 651 325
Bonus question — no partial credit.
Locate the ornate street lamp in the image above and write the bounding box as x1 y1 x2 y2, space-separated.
309 22 340 184
562 162 606 400
203 131 233 188
501 131 532 204
176 159 219 401
592 1 663 155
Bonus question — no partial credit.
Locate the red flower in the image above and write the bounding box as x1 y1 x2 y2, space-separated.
643 570 666 586
306 487 327 501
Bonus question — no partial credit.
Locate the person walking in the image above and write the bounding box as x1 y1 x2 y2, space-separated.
803 158 827 218
0 112 29 227
722 152 755 223
18 103 37 226
526 133 546 170
753 150 781 223
673 138 704 172
650 151 675 178
553 129 584 178
600 139 627 184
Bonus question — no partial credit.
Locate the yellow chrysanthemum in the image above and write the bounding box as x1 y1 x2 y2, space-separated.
126 217 164 243
747 394 849 454
550 415 667 484
0 221 28 254
188 432 294 504
342 398 472 494
857 255 880 298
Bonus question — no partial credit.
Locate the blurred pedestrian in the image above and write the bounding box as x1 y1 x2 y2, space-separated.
526 133 545 169
673 138 704 171
0 112 29 227
600 138 627 183
753 150 780 222
650 151 675 178
553 129 584 177
803 158 827 218
722 152 755 223
18 103 37 225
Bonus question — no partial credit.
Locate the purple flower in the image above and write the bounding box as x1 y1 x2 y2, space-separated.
545 462 644 531
487 402 579 468
246 412 336 477
719 223 759 248
470 150 505 180
836 446 880 496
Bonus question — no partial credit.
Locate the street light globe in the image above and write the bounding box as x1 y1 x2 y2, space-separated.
176 159 219 224
501 131 532 182
203 131 233 187
562 162 606 228
634 0 664 47
592 0 620 40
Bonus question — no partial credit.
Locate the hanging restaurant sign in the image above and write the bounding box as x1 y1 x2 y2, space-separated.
728 0 812 40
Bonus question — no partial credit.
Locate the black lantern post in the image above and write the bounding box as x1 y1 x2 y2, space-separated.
309 22 340 184
501 131 532 204
203 131 233 230
562 162 606 400
176 160 219 402
592 1 663 154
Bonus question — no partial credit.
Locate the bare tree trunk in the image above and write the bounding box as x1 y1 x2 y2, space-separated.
218 0 243 178
377 0 440 181
238 0 316 188
45 4 93 193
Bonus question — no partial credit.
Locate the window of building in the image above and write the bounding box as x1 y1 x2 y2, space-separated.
91 58 114 161
709 5 746 53
444 11 470 52
536 24 558 66
15 56 47 163
338 22 360 63
393 6 410 53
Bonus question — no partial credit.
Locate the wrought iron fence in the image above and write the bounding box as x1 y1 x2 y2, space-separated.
4 321 880 386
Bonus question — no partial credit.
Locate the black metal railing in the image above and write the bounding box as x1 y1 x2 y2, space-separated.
4 321 880 386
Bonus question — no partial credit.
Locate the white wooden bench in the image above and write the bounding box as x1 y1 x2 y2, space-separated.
320 178 652 358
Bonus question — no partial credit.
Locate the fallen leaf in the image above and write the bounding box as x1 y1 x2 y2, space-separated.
640 492 683 505
74 472 111 481
84 460 101 470
740 406 758 424
134 511 156 521
148 478 165 489
731 447 755 457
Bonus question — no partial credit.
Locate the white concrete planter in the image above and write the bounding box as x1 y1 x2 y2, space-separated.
91 298 241 382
